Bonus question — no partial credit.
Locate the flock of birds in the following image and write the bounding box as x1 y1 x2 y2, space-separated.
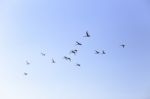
24 31 126 76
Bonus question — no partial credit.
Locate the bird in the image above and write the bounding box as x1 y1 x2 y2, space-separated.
84 31 90 37
24 72 28 76
120 44 125 48
41 52 46 56
64 56 68 60
76 41 82 45
70 50 76 55
76 64 81 67
64 56 71 62
26 61 30 65
52 59 55 63
67 57 71 62
95 50 100 54
74 49 78 52
70 49 78 55
102 50 106 54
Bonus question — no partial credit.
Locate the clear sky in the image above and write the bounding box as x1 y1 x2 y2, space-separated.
0 0 150 99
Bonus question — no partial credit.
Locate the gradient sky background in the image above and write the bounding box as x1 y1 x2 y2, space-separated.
0 0 150 99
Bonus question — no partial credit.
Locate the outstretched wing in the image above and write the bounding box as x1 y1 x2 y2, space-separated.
86 31 89 36
76 41 82 45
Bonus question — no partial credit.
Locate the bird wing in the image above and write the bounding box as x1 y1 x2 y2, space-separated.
86 31 89 36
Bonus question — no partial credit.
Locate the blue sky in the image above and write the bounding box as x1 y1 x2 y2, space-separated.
0 0 150 99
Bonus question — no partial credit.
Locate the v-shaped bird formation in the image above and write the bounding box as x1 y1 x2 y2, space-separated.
24 31 126 76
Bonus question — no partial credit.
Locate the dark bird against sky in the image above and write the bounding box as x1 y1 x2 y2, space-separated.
95 50 100 54
102 50 106 54
70 49 78 55
41 52 46 56
76 41 82 45
24 72 28 76
120 44 125 48
76 64 81 67
26 61 30 65
71 50 76 55
67 57 71 62
84 31 90 37
74 49 78 52
64 56 71 62
52 59 55 63
64 56 68 60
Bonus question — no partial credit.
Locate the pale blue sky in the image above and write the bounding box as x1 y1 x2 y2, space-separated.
0 0 150 99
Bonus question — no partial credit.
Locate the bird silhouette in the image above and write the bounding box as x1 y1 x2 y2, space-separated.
84 31 90 37
70 49 78 55
41 52 46 56
120 44 125 48
95 50 100 54
24 72 28 76
67 57 71 62
76 41 82 45
52 59 55 63
74 49 78 52
64 56 68 59
70 50 76 55
26 61 30 65
64 56 71 62
76 64 81 67
102 50 106 54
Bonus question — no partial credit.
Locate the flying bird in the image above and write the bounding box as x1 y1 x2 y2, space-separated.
74 49 78 52
24 72 28 76
71 50 76 55
64 56 68 60
52 59 55 63
26 61 30 65
120 44 125 48
70 49 78 55
41 52 46 56
102 50 106 54
95 50 100 54
67 57 71 62
76 41 82 45
64 56 71 62
76 64 81 67
84 31 90 37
